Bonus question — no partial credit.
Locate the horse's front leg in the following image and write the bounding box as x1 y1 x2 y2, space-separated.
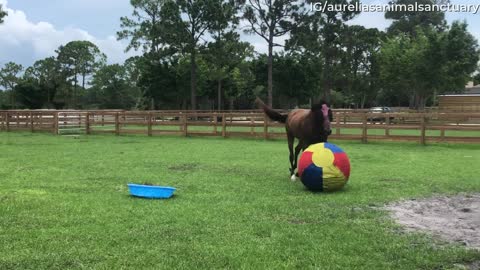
287 133 295 180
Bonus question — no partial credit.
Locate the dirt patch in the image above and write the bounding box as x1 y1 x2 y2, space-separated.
385 193 480 249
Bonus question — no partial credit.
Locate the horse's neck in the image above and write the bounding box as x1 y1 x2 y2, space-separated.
309 110 320 123
309 110 324 133
298 110 313 129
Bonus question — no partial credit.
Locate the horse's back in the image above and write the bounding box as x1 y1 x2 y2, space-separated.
286 109 311 138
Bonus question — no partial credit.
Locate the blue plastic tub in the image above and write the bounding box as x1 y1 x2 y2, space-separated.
127 183 176 199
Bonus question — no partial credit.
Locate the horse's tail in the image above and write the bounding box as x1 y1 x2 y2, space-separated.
255 97 287 123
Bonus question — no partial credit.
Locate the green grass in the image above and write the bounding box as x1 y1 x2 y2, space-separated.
1 132 480 269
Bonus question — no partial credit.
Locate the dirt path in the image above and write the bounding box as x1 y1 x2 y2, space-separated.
385 193 480 249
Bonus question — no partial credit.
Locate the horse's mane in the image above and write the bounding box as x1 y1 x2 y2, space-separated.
309 100 332 143
311 101 329 112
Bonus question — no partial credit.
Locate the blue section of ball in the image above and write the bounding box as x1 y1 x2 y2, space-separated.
301 163 324 192
324 143 344 153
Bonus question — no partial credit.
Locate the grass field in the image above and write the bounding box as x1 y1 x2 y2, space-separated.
1 132 480 269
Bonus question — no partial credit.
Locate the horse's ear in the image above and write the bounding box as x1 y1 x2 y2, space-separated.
312 100 331 111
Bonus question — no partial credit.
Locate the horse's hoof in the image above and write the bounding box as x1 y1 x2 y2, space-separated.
290 174 297 182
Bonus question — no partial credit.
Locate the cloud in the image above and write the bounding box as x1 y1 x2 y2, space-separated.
0 0 137 67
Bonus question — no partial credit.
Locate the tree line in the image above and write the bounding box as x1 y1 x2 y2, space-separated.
0 0 479 111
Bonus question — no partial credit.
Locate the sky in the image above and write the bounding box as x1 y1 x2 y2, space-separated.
1 0 480 68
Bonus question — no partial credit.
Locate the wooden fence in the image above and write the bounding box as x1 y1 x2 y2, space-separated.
1 110 480 144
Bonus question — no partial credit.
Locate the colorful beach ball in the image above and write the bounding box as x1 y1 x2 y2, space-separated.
298 143 351 192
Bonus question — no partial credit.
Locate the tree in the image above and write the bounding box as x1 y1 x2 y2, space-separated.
288 0 360 103
124 56 143 87
378 33 426 108
136 55 184 110
0 62 24 109
0 90 8 109
440 21 480 93
378 22 479 109
385 0 447 36
14 80 47 109
118 0 171 55
225 63 255 110
118 0 177 109
204 31 253 110
24 57 64 108
340 26 383 108
382 2 479 108
202 0 245 110
119 0 236 110
273 54 301 106
161 0 236 110
248 54 268 98
242 0 299 107
56 41 106 108
474 72 480 86
0 4 7 24
90 64 137 109
123 56 143 105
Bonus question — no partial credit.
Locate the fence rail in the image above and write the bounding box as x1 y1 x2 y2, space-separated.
1 110 480 144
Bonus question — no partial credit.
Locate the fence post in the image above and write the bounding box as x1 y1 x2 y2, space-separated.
335 112 340 136
385 113 390 137
115 112 120 136
86 112 91 135
222 113 226 137
148 112 152 137
30 112 34 133
213 112 218 135
183 114 188 137
362 113 368 143
5 112 9 132
42 112 46 133
420 114 426 145
250 113 255 136
263 113 269 139
53 112 59 135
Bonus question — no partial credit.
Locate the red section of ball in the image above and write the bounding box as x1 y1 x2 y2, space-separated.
298 151 313 177
333 152 351 179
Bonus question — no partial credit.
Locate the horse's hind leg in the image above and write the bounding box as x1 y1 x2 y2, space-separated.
292 141 304 179
287 132 295 180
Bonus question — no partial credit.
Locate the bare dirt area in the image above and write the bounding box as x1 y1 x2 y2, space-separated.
385 193 480 250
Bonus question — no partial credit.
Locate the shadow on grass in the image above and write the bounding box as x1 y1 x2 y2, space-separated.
126 194 179 201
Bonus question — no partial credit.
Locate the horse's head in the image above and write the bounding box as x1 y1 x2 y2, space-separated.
311 101 333 139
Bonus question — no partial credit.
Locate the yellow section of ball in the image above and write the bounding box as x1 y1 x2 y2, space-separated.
310 144 334 167
306 143 345 183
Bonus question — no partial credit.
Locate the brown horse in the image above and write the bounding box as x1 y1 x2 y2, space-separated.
256 98 333 180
